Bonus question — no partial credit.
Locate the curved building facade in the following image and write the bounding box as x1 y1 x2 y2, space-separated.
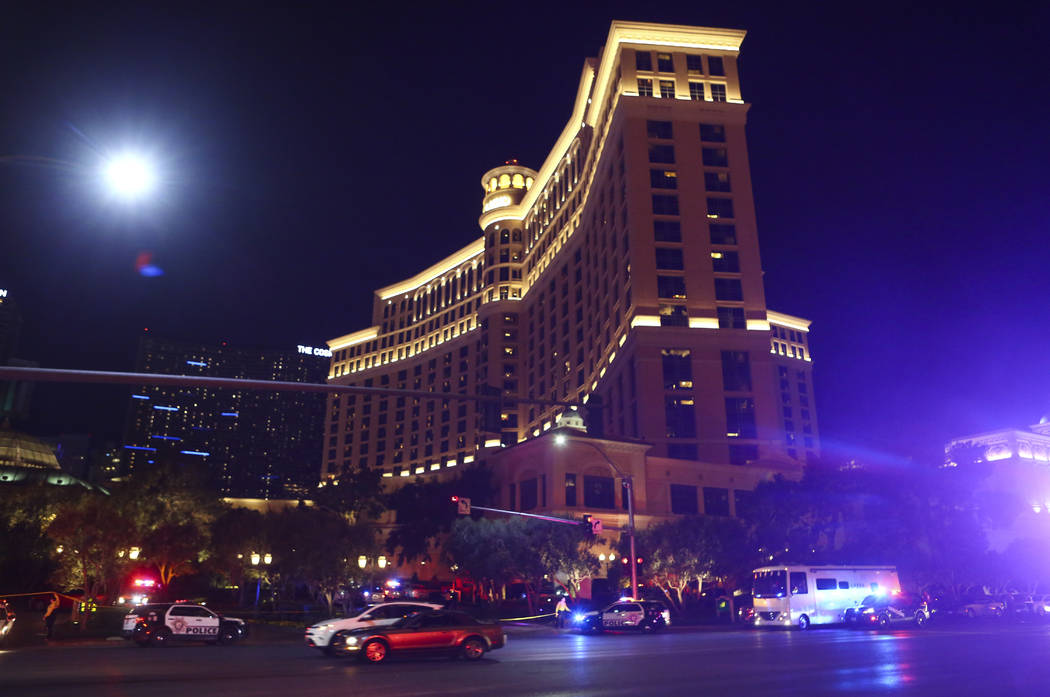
323 22 820 496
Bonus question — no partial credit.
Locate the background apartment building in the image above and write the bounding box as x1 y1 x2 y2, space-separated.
122 334 328 500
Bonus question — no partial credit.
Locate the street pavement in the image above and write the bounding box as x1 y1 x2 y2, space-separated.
4 621 1050 696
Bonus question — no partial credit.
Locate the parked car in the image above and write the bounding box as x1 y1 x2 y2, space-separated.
848 592 929 628
1031 594 1050 619
328 610 504 663
957 594 1006 619
0 600 15 644
574 599 670 632
131 603 247 647
305 601 442 655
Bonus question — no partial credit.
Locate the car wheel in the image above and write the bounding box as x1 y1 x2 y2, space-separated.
914 612 927 628
877 614 890 627
151 627 172 647
218 626 238 644
797 614 810 630
361 639 388 664
461 637 486 661
640 620 655 633
994 607 1004 618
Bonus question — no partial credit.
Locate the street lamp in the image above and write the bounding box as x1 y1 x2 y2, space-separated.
554 431 639 600
101 152 157 200
250 552 271 609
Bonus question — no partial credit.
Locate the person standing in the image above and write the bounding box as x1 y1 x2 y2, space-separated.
555 596 570 628
44 593 60 640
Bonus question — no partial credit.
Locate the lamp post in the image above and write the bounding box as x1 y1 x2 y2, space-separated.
250 551 271 609
554 432 638 600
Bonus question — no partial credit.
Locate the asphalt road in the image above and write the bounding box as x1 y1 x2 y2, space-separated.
4 622 1050 697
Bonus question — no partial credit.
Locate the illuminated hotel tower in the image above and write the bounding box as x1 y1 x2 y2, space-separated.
323 21 819 483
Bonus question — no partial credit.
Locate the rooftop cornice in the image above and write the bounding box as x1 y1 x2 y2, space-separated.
374 237 485 300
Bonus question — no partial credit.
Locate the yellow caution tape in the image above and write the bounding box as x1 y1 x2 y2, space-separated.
499 612 556 622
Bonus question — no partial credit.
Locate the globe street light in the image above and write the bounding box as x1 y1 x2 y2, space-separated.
553 431 639 600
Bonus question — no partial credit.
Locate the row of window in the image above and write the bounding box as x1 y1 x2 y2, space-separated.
647 120 726 143
635 51 726 77
637 78 727 102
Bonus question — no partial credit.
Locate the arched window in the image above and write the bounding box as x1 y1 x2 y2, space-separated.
512 173 524 188
488 177 498 192
499 174 511 188
525 177 534 190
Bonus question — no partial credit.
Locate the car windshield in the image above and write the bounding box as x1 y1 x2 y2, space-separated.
860 595 879 607
130 603 168 616
753 570 787 598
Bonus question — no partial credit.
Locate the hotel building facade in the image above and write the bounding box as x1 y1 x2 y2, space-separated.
323 22 819 523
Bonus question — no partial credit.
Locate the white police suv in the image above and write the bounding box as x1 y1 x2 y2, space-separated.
128 603 247 647
305 601 442 655
574 599 671 632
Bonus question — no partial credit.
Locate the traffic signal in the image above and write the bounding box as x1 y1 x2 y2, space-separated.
480 384 502 433
452 496 471 515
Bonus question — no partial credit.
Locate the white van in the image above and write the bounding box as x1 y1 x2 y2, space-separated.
752 564 900 629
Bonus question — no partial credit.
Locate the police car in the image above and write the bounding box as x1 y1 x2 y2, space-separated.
305 601 443 655
0 600 14 644
574 599 671 632
128 603 247 647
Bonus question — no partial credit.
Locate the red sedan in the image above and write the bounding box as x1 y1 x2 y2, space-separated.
328 610 505 663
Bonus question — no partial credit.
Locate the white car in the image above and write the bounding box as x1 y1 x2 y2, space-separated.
305 602 442 655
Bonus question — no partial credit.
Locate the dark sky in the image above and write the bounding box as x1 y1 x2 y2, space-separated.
1 1 1047 466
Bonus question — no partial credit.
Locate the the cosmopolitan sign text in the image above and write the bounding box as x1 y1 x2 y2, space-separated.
297 345 332 358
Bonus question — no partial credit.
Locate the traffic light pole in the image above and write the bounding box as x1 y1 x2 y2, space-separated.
557 437 638 601
461 504 585 527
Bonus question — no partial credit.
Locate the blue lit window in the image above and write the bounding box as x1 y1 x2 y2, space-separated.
123 445 158 452
153 405 179 412
132 394 150 400
186 360 207 367
180 450 210 457
150 435 182 441
220 412 239 417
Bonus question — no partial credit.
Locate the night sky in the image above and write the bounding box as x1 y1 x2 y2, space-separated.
1 2 1047 466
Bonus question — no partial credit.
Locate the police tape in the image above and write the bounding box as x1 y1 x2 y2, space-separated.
498 612 557 622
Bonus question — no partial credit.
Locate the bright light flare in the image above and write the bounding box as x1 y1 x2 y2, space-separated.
102 153 157 199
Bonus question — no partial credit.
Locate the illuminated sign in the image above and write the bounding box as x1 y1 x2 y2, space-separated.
482 194 512 212
0 289 7 298
298 345 332 358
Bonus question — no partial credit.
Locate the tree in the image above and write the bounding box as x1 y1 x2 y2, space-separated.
268 507 377 615
141 522 209 586
312 466 385 524
632 516 753 609
385 465 495 564
530 521 599 599
47 493 137 613
112 463 225 587
447 516 599 611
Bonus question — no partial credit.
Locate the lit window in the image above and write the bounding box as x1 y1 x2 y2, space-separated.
711 84 727 102
637 78 653 97
689 82 705 100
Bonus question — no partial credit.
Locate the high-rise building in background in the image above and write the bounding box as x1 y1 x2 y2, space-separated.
122 334 328 500
323 22 819 519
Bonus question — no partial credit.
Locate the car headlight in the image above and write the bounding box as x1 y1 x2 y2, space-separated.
345 636 358 645
573 613 585 624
